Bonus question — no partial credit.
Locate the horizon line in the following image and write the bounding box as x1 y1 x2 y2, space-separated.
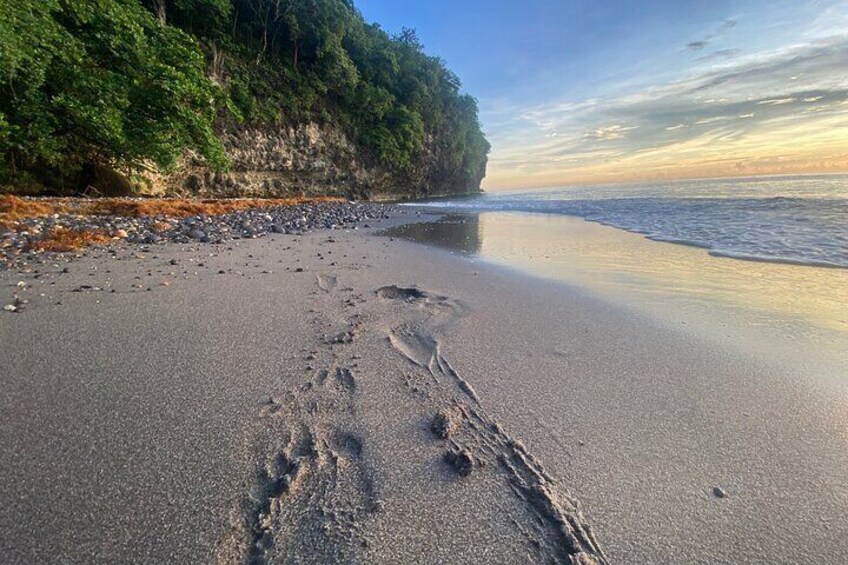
481 169 848 192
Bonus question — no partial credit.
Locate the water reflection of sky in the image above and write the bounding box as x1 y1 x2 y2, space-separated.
383 211 848 378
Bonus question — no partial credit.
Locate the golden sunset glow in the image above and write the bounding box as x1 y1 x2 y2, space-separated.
479 14 848 190
485 120 848 189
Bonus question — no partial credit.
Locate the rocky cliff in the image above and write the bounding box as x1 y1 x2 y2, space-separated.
146 123 485 201
1 1 489 200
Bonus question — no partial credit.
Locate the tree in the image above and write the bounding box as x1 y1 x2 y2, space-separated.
0 0 226 187
1 0 489 192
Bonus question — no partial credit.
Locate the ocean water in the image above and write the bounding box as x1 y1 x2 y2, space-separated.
390 174 848 379
410 175 848 269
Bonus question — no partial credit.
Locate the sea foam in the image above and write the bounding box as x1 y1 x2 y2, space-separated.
409 176 848 269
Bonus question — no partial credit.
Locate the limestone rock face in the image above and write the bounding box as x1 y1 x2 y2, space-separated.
146 123 485 200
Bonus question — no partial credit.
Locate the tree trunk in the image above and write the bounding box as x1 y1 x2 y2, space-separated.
154 0 166 25
209 43 225 83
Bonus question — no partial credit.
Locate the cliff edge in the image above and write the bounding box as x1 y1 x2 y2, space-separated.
0 1 489 200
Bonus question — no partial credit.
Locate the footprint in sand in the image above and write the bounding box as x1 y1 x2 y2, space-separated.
378 284 607 565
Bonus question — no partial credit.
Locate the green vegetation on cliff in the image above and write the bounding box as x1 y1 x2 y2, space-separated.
0 0 489 195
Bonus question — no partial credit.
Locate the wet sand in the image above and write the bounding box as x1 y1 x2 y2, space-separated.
1 210 847 563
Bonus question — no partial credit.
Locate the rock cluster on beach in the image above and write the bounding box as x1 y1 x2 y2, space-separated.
0 201 393 269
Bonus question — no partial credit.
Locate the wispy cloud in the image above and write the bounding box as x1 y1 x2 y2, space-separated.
758 98 797 105
483 33 848 188
685 19 738 52
697 49 741 62
584 124 639 141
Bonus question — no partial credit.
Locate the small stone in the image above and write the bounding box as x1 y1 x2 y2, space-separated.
432 407 462 439
115 229 129 238
169 259 179 265
188 229 206 240
712 486 728 498
16 281 26 288
271 224 286 234
295 267 304 273
3 304 17 312
444 447 475 477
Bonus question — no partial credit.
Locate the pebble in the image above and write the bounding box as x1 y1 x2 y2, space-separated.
1 201 394 269
3 304 17 312
712 486 728 498
444 447 475 477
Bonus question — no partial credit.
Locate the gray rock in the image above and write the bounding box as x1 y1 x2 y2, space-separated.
444 447 475 477
1 201 396 268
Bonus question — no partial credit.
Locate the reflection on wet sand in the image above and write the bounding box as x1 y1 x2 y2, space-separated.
382 214 481 255
387 211 848 378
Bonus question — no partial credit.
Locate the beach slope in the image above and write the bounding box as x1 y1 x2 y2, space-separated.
1 212 846 563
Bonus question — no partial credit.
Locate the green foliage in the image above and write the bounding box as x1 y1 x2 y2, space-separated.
0 0 226 186
140 0 231 38
0 0 488 191
213 2 489 180
362 106 424 169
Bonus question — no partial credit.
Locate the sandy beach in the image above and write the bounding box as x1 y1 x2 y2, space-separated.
2 208 847 564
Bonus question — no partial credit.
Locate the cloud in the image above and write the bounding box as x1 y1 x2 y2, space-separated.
686 19 738 53
697 49 741 62
483 34 848 188
758 98 797 105
584 124 639 141
693 116 732 125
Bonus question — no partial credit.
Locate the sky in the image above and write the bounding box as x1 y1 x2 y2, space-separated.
356 0 848 190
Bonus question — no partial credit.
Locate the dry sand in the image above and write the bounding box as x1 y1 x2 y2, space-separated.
1 210 846 563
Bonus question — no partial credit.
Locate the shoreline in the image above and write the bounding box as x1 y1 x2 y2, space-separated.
387 209 848 382
1 207 847 563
